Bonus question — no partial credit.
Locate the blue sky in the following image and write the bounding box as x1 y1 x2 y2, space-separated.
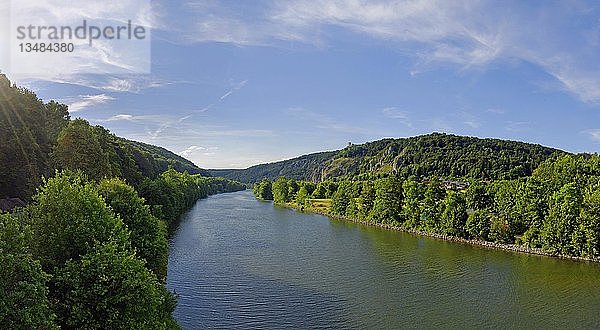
6 0 600 168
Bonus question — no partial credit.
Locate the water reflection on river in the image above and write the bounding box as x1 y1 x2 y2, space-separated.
167 190 600 329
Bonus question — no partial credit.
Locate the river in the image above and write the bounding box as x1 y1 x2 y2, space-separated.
167 190 600 329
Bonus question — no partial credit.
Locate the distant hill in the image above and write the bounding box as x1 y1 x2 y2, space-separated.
209 133 566 183
210 151 337 183
124 139 210 177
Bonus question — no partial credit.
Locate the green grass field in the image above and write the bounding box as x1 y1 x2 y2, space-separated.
307 199 332 213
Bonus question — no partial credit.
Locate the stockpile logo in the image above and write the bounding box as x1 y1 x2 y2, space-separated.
1 0 152 77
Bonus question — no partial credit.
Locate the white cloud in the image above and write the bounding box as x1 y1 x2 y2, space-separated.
505 121 529 132
487 108 506 115
67 94 115 112
287 107 367 134
173 0 600 104
382 107 412 127
100 76 171 93
3 0 156 88
457 111 482 129
583 129 600 142
23 74 172 94
180 145 205 157
218 79 247 101
101 113 171 123
219 91 233 100
106 114 134 121
137 121 276 141
463 121 480 129
179 145 219 158
382 107 409 119
135 78 249 139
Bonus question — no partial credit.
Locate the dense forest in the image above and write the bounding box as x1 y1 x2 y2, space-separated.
255 152 600 260
213 133 565 183
0 75 246 328
0 72 210 201
210 151 337 183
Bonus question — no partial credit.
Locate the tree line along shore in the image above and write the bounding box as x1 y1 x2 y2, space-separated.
254 155 600 263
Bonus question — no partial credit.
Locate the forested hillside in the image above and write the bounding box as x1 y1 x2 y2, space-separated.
212 133 565 183
0 75 245 328
210 151 336 183
255 152 600 260
126 139 210 177
0 73 209 200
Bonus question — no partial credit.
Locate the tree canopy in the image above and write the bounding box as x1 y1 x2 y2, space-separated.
254 152 600 260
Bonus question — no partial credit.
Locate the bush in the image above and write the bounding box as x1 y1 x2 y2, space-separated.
98 178 168 280
0 213 56 329
54 243 178 329
465 210 491 240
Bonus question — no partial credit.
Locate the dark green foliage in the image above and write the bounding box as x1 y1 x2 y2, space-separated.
212 133 564 183
296 186 309 206
0 213 57 329
466 209 491 240
488 213 513 243
323 181 339 198
51 119 211 187
203 176 246 194
348 181 363 198
465 180 492 210
345 197 360 219
521 226 542 248
287 179 299 201
575 185 600 257
253 151 600 259
532 154 600 192
253 178 273 200
43 101 70 141
272 177 290 204
0 74 212 201
440 191 468 237
357 181 375 220
419 181 445 232
402 179 423 228
252 147 600 260
518 177 549 229
0 77 247 328
331 183 351 216
370 176 404 224
10 169 237 328
311 183 327 199
0 75 67 200
126 140 210 177
53 243 177 329
490 180 522 241
20 171 181 328
139 169 245 226
51 119 115 179
27 171 130 271
98 178 169 280
541 183 583 255
209 151 337 183
302 182 316 196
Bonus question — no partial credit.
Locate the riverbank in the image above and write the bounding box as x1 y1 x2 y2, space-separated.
278 202 600 264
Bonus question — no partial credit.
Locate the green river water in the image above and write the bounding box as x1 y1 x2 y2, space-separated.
167 190 600 329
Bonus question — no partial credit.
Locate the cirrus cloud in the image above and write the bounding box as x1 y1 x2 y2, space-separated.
66 94 115 112
171 0 600 104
